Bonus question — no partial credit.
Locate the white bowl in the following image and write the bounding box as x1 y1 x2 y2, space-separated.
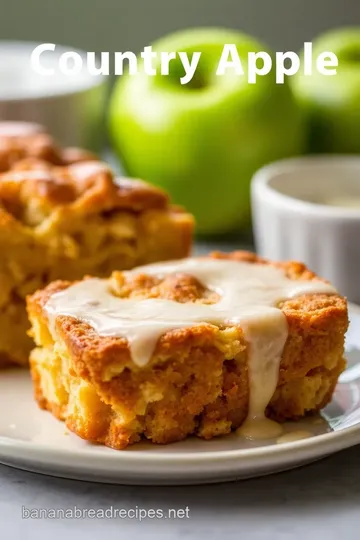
0 41 108 151
251 156 360 302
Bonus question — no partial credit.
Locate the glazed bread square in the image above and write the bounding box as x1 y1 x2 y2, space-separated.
0 161 193 366
27 251 348 450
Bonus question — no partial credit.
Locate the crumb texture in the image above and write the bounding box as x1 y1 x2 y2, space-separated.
0 121 97 172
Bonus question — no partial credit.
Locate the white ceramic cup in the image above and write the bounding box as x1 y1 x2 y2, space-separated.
251 156 360 303
0 41 108 151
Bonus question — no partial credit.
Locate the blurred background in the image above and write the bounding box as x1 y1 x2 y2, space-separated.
0 0 360 247
0 0 358 57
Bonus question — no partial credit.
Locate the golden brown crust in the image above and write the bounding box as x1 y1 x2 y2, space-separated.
27 251 348 449
0 121 99 172
0 121 185 224
0 161 172 225
60 147 98 166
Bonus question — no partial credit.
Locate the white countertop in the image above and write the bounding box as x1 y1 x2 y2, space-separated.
1 445 360 540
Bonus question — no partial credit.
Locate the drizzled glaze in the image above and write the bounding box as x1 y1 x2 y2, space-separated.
44 258 336 440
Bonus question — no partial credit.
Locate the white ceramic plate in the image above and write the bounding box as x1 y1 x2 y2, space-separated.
1 305 360 486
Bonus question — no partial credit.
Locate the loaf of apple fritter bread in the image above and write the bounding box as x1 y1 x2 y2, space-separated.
0 121 97 171
27 251 348 449
0 160 193 367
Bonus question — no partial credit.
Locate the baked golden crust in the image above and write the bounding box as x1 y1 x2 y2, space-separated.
0 160 193 367
0 161 174 225
0 121 98 172
27 251 348 449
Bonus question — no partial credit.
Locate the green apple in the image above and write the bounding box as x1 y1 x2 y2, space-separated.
292 28 360 153
109 28 304 234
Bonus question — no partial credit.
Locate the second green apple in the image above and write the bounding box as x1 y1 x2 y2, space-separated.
292 28 360 154
109 28 305 234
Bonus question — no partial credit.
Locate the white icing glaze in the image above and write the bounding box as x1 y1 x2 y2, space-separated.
44 258 336 439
